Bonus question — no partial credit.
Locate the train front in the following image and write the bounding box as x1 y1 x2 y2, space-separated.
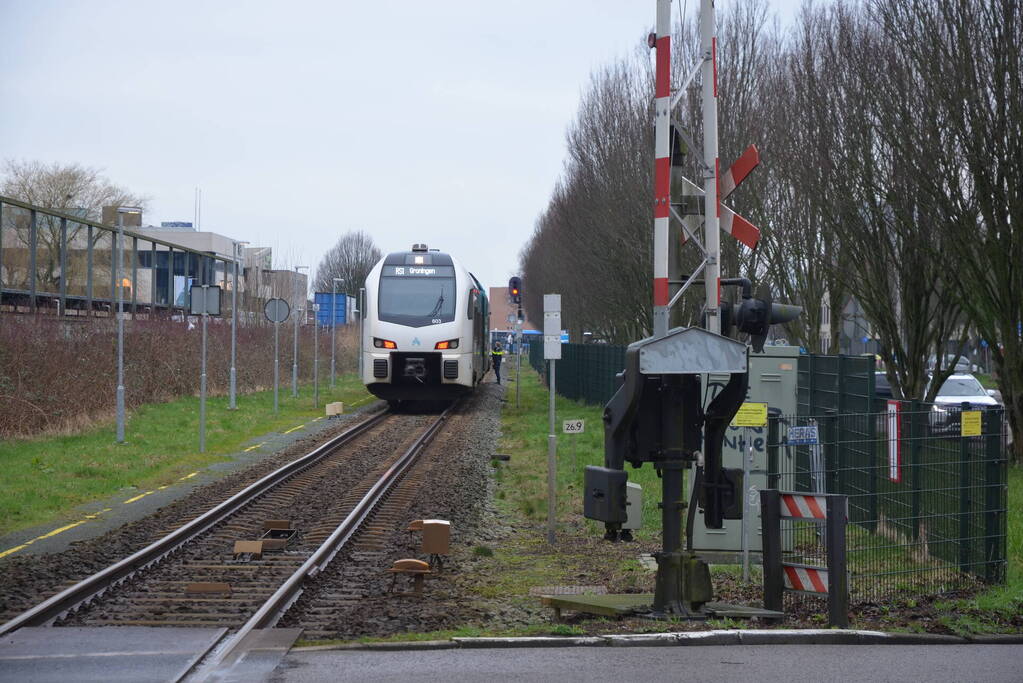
362 247 478 402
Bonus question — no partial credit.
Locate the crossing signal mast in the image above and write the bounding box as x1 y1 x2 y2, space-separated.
583 0 801 617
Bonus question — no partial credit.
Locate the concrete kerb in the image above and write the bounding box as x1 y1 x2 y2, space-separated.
292 630 1023 652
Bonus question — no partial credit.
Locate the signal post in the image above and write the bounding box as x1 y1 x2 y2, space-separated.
577 0 800 619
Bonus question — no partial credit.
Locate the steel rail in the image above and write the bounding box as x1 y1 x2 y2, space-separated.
198 402 455 678
0 407 389 637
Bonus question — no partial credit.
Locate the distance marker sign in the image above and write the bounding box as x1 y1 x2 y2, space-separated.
731 402 768 427
562 419 585 434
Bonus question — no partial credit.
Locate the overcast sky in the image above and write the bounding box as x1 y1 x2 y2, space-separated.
1 0 801 293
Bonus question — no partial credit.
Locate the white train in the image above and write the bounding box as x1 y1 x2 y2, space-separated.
361 244 491 405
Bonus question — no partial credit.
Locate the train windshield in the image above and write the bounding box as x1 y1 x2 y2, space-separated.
378 270 456 327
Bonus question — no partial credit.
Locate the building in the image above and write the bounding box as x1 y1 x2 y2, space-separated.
489 286 539 339
0 195 301 319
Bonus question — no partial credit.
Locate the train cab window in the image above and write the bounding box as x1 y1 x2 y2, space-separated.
378 266 456 327
467 289 478 320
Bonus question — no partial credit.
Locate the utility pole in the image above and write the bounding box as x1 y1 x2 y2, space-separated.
292 265 308 397
331 277 343 389
115 206 141 444
200 285 209 452
229 240 248 410
313 303 320 408
699 0 721 335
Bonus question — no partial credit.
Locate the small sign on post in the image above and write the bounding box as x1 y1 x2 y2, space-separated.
190 285 222 453
264 298 291 414
563 419 584 469
562 419 585 433
961 411 981 437
543 294 561 545
731 402 768 427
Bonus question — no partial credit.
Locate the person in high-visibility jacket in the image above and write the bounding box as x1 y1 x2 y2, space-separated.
491 340 505 384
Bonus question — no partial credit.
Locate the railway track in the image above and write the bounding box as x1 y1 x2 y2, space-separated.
0 403 456 651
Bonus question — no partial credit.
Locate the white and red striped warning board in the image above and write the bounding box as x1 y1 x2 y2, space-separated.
783 563 830 595
780 493 829 520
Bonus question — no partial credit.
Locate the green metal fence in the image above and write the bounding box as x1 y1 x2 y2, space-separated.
797 353 877 415
528 342 626 406
527 342 1009 598
768 405 1008 600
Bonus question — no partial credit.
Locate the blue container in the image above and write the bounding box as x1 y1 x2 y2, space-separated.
314 291 348 326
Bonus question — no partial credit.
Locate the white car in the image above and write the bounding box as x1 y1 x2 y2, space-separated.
929 373 1000 435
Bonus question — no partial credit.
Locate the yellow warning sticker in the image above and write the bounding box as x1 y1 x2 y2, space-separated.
961 411 981 437
732 402 768 427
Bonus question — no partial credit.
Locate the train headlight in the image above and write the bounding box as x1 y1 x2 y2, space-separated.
435 338 460 350
374 338 397 349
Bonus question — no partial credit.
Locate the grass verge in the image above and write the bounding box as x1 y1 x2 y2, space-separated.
484 366 1022 636
0 375 373 536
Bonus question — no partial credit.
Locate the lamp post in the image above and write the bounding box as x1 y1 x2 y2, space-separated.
313 303 320 408
331 277 343 389
229 240 248 410
292 265 308 397
115 206 142 444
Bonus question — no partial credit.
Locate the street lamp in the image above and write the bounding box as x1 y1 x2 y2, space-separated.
292 265 308 397
331 277 344 389
229 240 249 410
115 206 143 444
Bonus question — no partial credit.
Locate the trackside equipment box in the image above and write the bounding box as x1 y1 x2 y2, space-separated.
691 346 800 554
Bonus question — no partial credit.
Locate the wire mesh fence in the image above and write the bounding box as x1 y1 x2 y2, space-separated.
769 404 1008 603
528 341 625 405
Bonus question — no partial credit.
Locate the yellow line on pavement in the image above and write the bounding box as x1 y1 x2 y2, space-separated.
284 424 305 434
0 507 114 559
123 490 155 504
36 520 87 539
243 442 265 452
0 543 31 559
179 472 199 481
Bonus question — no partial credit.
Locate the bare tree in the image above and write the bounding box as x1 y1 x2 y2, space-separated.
1 160 147 290
313 230 382 296
872 0 1023 456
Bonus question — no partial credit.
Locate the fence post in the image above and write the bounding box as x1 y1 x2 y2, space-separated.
824 409 839 494
759 489 783 613
826 495 849 628
984 407 1005 583
958 401 972 573
909 400 923 540
767 414 780 491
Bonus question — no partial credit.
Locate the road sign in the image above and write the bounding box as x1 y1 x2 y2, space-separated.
189 285 222 315
731 402 767 427
563 419 585 434
543 294 562 360
264 298 290 323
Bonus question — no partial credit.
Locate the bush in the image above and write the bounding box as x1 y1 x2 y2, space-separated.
0 315 359 437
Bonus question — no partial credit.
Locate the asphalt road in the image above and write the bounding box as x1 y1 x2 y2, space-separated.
273 644 1023 683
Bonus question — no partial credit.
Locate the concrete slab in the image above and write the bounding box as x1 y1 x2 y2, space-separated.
199 627 302 683
0 626 226 683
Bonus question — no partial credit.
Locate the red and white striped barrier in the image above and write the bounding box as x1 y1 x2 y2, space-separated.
761 489 849 627
783 564 830 595
781 493 829 520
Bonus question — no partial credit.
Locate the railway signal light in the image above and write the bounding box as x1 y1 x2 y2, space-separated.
508 276 522 304
733 286 802 353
